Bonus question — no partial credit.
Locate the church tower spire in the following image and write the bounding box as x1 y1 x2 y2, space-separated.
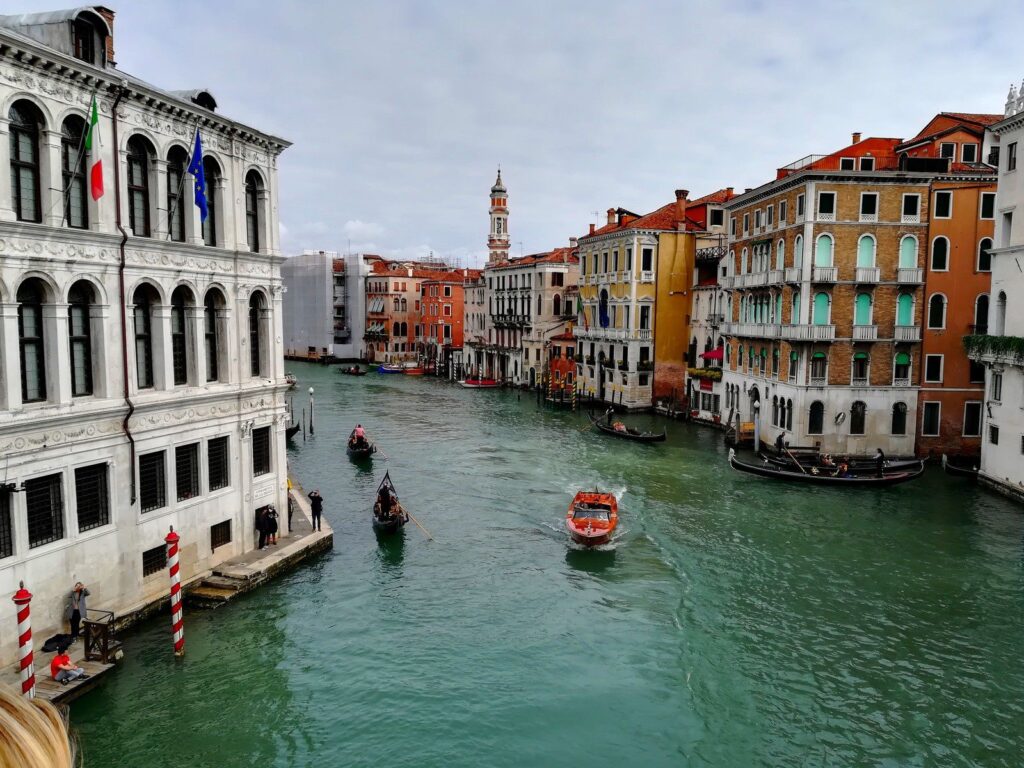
487 168 509 265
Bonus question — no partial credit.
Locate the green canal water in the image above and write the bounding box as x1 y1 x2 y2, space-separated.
72 362 1024 767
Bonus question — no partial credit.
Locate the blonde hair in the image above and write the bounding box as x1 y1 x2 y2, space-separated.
0 687 74 768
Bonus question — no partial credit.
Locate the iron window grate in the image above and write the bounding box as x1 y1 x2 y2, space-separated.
210 520 231 551
142 544 165 577
252 427 271 476
75 463 109 532
139 452 166 513
0 492 12 559
175 444 200 502
25 474 64 548
208 436 230 491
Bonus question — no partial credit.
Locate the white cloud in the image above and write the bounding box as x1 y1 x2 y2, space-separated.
343 220 386 241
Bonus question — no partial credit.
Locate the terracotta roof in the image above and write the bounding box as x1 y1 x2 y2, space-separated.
489 247 578 270
550 331 575 341
940 112 1003 126
904 112 1002 145
581 197 711 241
689 188 736 206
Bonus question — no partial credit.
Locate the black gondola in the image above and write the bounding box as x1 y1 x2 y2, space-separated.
942 453 979 479
373 471 408 533
760 453 921 474
347 429 376 460
341 365 367 376
729 449 924 487
589 413 666 443
285 422 301 440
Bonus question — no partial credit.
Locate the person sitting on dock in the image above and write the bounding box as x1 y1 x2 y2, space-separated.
50 649 89 685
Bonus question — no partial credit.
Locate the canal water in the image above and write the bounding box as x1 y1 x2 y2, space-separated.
72 363 1024 767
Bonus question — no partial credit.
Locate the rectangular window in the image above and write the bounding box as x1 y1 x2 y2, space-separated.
551 272 564 287
859 157 874 171
766 205 774 226
902 194 920 218
860 193 878 219
25 473 64 549
142 545 165 577
175 443 200 502
969 360 986 383
754 210 762 228
839 157 855 170
796 194 805 216
940 142 956 159
991 372 1002 401
710 209 724 227
924 354 943 383
989 424 999 445
730 217 736 236
208 436 230 491
962 143 978 163
963 402 982 437
639 306 651 330
0 492 11 560
443 324 451 340
444 285 451 297
922 402 941 436
211 520 232 551
742 213 749 233
625 248 632 271
74 463 109 532
980 192 996 220
817 192 836 217
139 451 166 513
641 248 653 272
934 191 952 218
252 426 271 476
1008 141 1018 172
68 302 93 396
778 200 787 224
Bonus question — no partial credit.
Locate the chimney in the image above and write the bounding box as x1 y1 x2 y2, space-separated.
95 6 116 65
852 132 862 144
589 223 595 235
675 189 689 229
569 236 578 248
606 208 616 226
726 187 734 196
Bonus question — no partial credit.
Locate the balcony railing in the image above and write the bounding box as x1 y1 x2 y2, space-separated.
901 214 921 224
859 213 878 223
852 325 878 340
720 275 736 289
855 267 880 283
897 268 923 283
895 325 921 341
812 266 838 282
785 267 802 283
817 212 836 222
809 376 828 386
708 313 724 326
780 324 836 341
640 270 655 283
768 269 785 284
636 329 652 340
722 322 780 338
893 376 911 387
852 376 869 386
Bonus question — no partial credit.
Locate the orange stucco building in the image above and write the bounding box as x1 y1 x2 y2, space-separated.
419 269 481 374
363 259 455 363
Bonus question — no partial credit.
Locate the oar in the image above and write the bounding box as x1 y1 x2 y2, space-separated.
404 507 433 540
784 446 809 475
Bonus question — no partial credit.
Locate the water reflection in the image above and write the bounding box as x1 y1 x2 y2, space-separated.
565 546 617 576
375 530 405 571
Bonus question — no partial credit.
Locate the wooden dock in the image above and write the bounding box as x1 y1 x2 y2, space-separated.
31 657 116 705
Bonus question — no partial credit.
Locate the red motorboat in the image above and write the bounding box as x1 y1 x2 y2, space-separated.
565 491 618 546
459 378 500 389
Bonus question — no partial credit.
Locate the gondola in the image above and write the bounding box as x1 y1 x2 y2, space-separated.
340 365 367 376
942 453 979 479
347 429 376 460
729 449 923 487
373 471 408 534
589 414 666 443
761 453 921 474
285 422 301 440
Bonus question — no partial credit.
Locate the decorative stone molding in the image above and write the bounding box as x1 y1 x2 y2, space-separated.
0 419 122 453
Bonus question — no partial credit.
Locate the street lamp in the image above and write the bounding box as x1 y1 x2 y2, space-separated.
308 387 315 436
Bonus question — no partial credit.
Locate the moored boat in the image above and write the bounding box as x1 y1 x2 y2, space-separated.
347 428 376 460
942 453 980 479
403 366 425 376
373 471 408 534
589 413 666 443
378 364 404 374
761 453 921 475
566 490 619 546
729 449 923 486
285 422 301 440
459 378 501 388
341 365 367 376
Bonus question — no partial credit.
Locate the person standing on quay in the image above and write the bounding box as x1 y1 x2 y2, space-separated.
66 582 89 644
266 505 279 546
309 489 324 532
256 507 269 550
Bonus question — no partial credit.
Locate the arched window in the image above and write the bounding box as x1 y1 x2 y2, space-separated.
812 292 830 325
809 401 824 435
772 396 779 426
974 294 989 334
891 402 908 435
249 292 267 377
166 146 188 243
204 289 225 382
170 286 192 386
68 281 94 396
995 291 1007 335
400 298 408 312
772 348 779 377
927 294 946 329
896 293 914 326
854 293 872 325
245 170 263 253
791 289 801 324
787 399 794 431
728 251 735 276
810 351 827 382
893 352 911 384
978 237 993 272
794 235 804 268
62 115 88 229
18 279 48 402
599 289 609 328
401 322 408 336
392 321 401 336
741 248 748 273
536 294 542 315
132 284 158 389
856 235 876 267
850 401 867 435
931 237 949 271
814 234 833 267
9 101 43 222
899 236 918 268
553 294 562 317
202 157 221 247
127 136 153 236
776 239 785 269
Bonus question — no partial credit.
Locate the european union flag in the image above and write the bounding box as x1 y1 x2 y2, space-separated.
187 130 208 222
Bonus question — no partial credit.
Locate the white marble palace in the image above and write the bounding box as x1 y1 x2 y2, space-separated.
0 7 291 663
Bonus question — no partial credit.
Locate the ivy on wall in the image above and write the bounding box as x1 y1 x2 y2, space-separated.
963 334 1024 362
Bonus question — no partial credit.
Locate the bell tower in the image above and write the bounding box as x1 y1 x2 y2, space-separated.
487 168 509 265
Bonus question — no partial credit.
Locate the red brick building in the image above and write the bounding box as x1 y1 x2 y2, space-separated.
363 259 454 363
419 269 481 375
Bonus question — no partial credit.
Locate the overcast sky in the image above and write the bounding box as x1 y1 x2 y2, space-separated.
16 1 1021 265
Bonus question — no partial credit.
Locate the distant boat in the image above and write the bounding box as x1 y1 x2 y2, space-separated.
285 422 301 441
459 378 500 389
284 372 297 389
340 365 367 376
942 453 979 479
347 429 376 461
373 471 408 534
378 364 404 374
728 448 924 487
589 413 666 443
403 364 425 375
566 490 618 546
761 453 920 475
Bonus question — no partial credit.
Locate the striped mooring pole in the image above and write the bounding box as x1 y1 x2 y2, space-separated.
165 526 185 657
12 582 35 698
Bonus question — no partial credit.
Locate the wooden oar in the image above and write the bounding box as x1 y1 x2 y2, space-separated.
784 446 809 475
404 507 433 540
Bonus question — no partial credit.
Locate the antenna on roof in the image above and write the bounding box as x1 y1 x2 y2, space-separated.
517 241 524 258
592 211 600 224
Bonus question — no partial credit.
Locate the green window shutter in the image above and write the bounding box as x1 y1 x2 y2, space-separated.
895 352 910 365
899 237 917 269
815 235 833 267
813 351 826 359
854 293 872 325
896 294 913 326
857 236 875 268
854 352 869 360
813 292 830 325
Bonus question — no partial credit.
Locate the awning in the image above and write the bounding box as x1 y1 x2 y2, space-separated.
700 347 724 361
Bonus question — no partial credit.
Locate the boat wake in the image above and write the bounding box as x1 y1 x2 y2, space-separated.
566 482 627 502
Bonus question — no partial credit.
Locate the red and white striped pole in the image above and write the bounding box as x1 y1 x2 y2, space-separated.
165 526 184 657
12 582 35 698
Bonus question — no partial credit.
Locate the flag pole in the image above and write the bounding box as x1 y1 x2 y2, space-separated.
165 121 201 241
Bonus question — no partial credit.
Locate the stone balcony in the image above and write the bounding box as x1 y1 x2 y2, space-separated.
852 325 878 341
894 325 921 341
897 268 924 283
812 266 838 282
855 267 880 283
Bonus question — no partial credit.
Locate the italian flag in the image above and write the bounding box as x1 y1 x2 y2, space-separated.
86 96 103 200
